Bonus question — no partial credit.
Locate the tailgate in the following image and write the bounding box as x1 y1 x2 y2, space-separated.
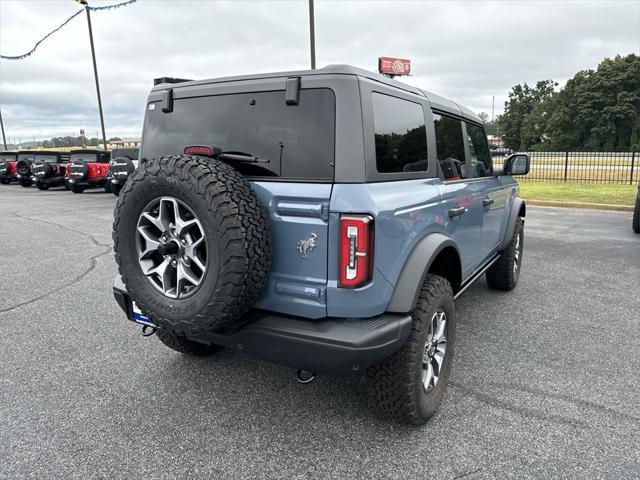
251 181 332 319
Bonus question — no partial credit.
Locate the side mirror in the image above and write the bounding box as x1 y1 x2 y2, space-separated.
504 153 530 176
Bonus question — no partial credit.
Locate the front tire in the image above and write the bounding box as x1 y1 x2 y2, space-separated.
155 329 223 356
110 183 122 196
70 183 85 194
367 274 455 424
486 217 524 290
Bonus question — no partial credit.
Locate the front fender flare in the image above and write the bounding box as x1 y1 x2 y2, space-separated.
386 233 460 313
499 197 526 250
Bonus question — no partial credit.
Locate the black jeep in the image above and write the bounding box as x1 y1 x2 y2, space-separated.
107 147 139 196
15 151 37 187
31 151 71 190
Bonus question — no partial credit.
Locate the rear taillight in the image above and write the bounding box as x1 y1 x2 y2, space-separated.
339 214 374 288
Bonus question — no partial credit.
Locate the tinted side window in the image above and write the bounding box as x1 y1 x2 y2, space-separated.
466 123 492 178
142 89 335 180
433 113 466 180
372 93 428 173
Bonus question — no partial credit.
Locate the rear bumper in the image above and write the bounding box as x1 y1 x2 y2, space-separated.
113 276 412 376
34 175 66 186
69 177 107 188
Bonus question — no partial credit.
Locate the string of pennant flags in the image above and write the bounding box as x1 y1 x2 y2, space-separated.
0 0 138 61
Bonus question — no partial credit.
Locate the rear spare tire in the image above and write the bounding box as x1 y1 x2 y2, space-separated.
113 154 271 336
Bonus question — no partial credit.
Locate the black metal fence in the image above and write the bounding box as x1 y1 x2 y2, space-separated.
492 151 637 184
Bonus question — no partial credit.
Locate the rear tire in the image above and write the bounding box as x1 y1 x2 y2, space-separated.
70 184 85 194
155 329 223 356
104 182 112 194
633 192 639 233
36 183 50 191
367 274 455 425
20 179 32 188
486 217 523 290
110 183 122 196
0 178 9 185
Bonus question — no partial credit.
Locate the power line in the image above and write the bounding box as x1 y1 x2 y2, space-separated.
0 10 83 60
0 0 137 61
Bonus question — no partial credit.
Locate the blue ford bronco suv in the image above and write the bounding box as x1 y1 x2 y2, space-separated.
112 65 529 424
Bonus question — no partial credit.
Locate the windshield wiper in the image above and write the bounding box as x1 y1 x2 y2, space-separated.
218 150 270 164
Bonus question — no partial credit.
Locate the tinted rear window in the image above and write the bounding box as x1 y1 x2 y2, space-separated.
70 153 97 162
35 155 58 163
142 89 335 180
18 154 35 161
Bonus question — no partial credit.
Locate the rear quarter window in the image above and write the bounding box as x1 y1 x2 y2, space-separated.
141 88 336 181
371 92 428 173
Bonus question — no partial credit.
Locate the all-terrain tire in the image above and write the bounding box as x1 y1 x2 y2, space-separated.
70 183 85 194
155 329 224 356
36 183 50 191
113 154 271 336
19 179 32 187
486 217 524 290
0 178 9 185
104 182 112 194
367 274 456 425
633 191 640 233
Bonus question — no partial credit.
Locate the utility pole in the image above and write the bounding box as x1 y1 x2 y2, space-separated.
491 96 495 124
0 107 7 150
308 0 316 69
76 0 108 151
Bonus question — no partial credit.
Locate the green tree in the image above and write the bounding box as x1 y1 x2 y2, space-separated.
498 80 556 149
544 54 640 150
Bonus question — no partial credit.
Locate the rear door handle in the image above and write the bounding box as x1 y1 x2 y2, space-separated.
448 207 466 218
483 197 495 207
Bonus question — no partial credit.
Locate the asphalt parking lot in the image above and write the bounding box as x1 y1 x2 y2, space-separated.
1 185 639 480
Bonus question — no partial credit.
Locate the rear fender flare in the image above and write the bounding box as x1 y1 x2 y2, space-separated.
386 233 461 313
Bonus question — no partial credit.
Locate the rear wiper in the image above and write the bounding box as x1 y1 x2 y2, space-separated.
184 145 272 164
218 150 270 164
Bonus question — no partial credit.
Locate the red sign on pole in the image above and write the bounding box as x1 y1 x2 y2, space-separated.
378 57 411 76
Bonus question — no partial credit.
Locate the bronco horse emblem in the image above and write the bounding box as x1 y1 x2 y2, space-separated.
297 233 318 258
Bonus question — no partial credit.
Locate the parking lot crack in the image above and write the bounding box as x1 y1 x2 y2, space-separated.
0 213 113 314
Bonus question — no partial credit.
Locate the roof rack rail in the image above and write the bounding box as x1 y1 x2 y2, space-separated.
153 77 193 86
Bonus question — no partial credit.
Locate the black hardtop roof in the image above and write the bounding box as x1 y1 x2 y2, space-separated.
33 150 69 157
110 147 139 156
151 64 481 123
70 149 108 155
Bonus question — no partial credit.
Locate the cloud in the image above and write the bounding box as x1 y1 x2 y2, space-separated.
0 0 638 139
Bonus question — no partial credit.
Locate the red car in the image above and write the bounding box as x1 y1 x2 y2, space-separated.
66 149 111 193
0 151 19 184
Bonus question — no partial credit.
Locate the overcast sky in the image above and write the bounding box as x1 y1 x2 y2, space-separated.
0 0 638 141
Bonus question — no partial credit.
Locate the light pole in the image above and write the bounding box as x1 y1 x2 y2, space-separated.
308 0 316 69
76 0 108 151
0 107 7 150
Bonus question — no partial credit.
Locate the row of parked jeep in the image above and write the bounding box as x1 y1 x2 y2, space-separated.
0 148 139 195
